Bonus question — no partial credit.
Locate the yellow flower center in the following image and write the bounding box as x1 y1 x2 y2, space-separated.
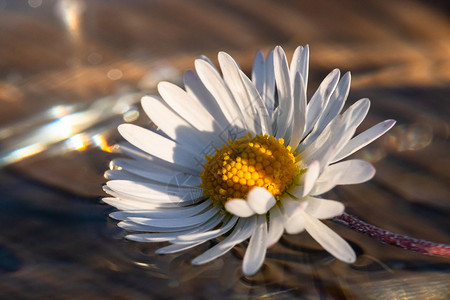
200 133 297 205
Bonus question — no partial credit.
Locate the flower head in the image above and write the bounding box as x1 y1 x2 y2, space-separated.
104 45 395 276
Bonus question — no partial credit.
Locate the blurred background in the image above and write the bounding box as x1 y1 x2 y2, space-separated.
0 0 449 299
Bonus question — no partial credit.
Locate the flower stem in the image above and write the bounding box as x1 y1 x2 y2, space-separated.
333 212 450 258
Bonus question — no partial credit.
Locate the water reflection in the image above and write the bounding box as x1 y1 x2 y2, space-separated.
0 92 142 167
0 104 78 140
360 123 434 163
55 0 85 44
387 123 433 152
0 61 183 168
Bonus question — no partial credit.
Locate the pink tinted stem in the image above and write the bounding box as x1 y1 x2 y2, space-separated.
333 212 450 258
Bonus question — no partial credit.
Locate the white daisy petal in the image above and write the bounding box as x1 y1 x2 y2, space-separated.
192 216 257 265
314 99 371 169
109 199 213 220
129 205 220 228
169 213 226 234
103 195 186 210
126 232 187 243
252 50 265 96
288 161 320 199
106 180 202 202
273 46 293 139
156 241 206 254
284 212 305 234
243 215 268 276
110 157 202 187
141 95 211 152
287 184 304 200
302 161 320 197
288 73 307 148
183 70 229 129
219 51 259 135
157 81 223 135
311 159 375 195
271 106 280 134
263 50 276 114
198 55 219 71
304 197 345 219
195 58 246 132
266 205 284 247
301 98 371 170
174 216 238 244
303 69 340 138
240 71 271 135
225 199 255 217
302 211 356 263
342 98 371 132
332 119 396 163
118 124 202 173
116 142 199 175
301 72 351 147
104 169 146 182
301 45 310 88
300 117 344 166
102 197 154 211
247 187 276 215
103 185 203 207
289 45 303 85
118 221 201 233
316 72 351 131
290 45 309 90
281 197 308 234
125 211 225 242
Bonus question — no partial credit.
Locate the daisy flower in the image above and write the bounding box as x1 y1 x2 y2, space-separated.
103 45 396 276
